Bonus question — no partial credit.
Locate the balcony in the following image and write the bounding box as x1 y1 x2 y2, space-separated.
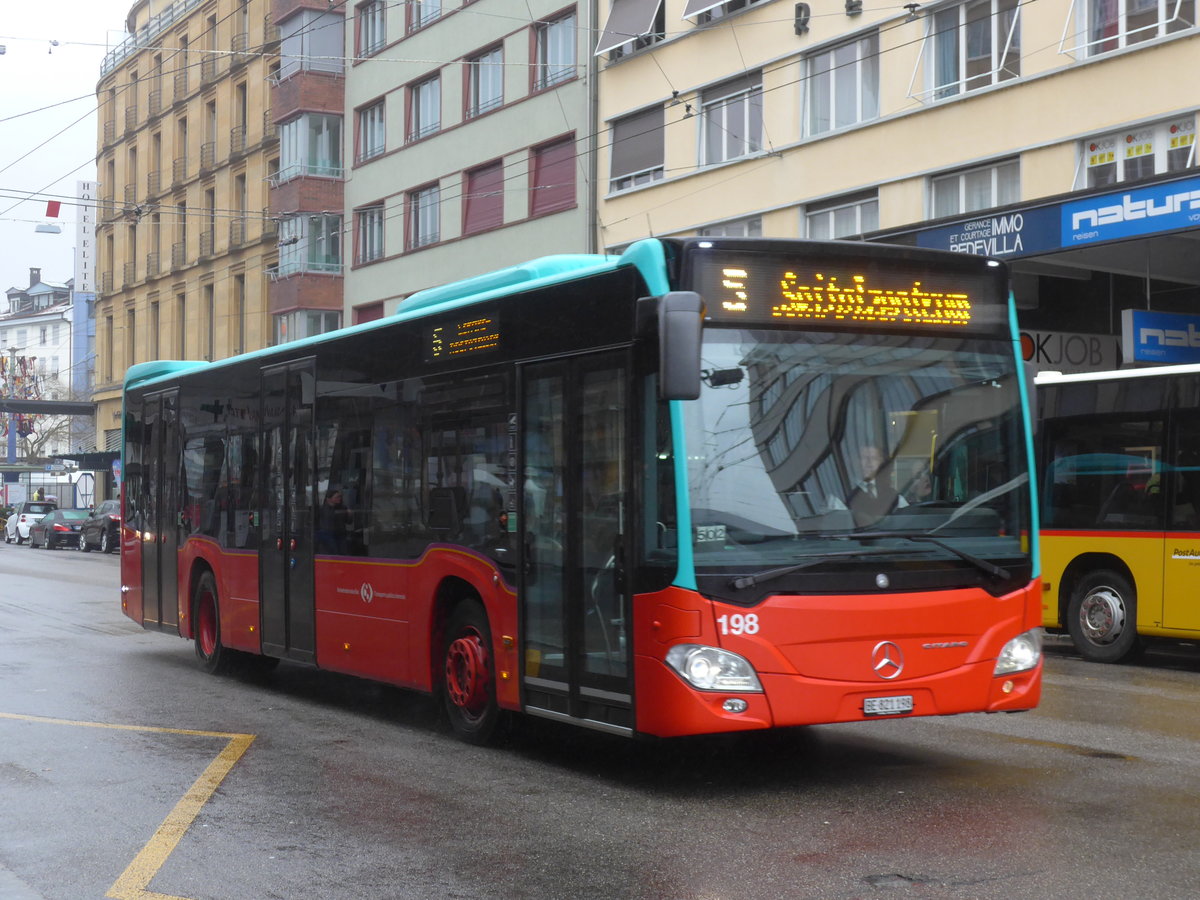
147 170 161 197
229 218 246 247
263 108 276 141
230 125 247 158
199 229 215 259
231 32 250 67
146 251 161 278
174 71 188 101
171 241 187 270
100 271 114 294
123 261 137 287
200 141 217 173
172 156 188 187
201 56 224 83
262 208 278 239
103 121 116 145
125 105 139 133
264 14 280 48
124 183 137 205
149 89 163 118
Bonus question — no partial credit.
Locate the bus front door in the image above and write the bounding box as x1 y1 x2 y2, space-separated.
259 362 317 663
141 389 181 633
520 353 633 734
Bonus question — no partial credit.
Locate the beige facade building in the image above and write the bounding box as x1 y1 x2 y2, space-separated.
93 0 280 452
597 0 1198 370
341 0 597 321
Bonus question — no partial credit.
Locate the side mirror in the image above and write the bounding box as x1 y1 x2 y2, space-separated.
658 291 704 401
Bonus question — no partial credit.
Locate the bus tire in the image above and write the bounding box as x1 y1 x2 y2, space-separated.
194 571 236 676
1067 570 1142 663
441 600 501 744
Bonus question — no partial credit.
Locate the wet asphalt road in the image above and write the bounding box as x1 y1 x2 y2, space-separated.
2 542 1199 900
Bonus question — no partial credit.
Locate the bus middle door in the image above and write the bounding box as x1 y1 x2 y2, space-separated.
520 352 633 734
259 361 317 663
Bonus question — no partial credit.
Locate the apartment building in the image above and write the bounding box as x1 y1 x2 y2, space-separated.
93 0 280 451
596 0 1199 372
341 0 597 322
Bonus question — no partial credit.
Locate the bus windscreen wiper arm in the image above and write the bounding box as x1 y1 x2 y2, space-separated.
855 532 1011 580
728 548 925 590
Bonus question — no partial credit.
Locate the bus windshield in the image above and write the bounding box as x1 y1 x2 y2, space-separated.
682 328 1030 595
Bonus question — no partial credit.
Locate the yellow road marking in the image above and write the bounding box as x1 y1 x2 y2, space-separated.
0 712 255 900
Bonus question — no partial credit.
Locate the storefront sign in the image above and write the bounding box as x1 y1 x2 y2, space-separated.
1064 175 1200 246
1121 309 1200 364
1020 330 1121 373
916 207 1058 257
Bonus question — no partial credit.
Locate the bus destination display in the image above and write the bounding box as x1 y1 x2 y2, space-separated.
426 314 501 362
695 256 985 329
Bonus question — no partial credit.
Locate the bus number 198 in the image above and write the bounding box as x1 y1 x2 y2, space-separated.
717 614 760 635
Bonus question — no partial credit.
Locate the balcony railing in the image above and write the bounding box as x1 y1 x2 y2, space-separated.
172 156 188 186
229 218 246 247
171 241 187 270
199 229 215 258
146 251 160 278
262 208 277 238
174 71 188 100
231 32 250 64
264 14 280 47
230 125 247 158
263 108 276 141
124 183 137 205
148 89 163 118
201 56 223 83
200 141 217 172
123 261 137 287
124 105 138 132
100 271 114 294
103 121 116 145
147 170 161 196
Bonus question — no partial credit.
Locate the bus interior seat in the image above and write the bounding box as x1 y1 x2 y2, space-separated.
428 486 467 538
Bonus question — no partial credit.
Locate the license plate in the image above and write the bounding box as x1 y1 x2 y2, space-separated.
863 695 913 716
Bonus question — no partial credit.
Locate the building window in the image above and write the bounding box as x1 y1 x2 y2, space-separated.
931 159 1019 217
357 0 386 56
278 214 343 275
806 32 879 135
609 106 664 191
805 192 879 238
275 310 341 345
1082 0 1195 55
930 0 1021 99
601 1 666 58
278 113 343 181
409 0 441 32
408 76 440 141
463 162 504 234
534 11 576 90
357 100 385 162
356 204 385 264
701 72 763 165
1082 118 1196 188
691 0 770 23
530 136 576 216
408 184 440 249
466 47 503 118
698 216 763 237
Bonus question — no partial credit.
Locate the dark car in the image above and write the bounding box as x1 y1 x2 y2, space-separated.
79 499 122 554
29 508 89 550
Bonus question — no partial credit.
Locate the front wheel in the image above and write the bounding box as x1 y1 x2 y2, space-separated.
194 571 237 675
80 532 91 552
441 601 502 744
100 528 112 554
1067 570 1143 663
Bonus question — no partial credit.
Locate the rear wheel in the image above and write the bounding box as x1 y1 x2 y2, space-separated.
194 571 237 675
441 600 502 744
100 528 112 554
1067 569 1142 663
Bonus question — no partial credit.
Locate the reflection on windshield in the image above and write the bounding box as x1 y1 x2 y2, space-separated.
682 329 1029 571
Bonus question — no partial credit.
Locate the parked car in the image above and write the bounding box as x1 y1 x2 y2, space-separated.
29 508 89 550
4 500 58 544
79 499 122 554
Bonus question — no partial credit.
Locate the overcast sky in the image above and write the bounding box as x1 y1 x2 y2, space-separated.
0 2 131 294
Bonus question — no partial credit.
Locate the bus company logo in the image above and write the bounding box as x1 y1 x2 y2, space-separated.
360 582 375 604
1172 548 1200 559
871 641 904 680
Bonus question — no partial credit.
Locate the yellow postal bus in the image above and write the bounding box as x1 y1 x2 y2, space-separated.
1037 364 1200 661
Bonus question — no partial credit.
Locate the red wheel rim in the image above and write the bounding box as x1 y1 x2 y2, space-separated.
197 590 217 658
445 627 490 716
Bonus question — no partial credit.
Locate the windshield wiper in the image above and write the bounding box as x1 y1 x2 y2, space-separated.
728 547 926 590
854 531 1010 580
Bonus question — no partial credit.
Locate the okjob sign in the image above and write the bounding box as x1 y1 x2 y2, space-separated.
1121 309 1200 364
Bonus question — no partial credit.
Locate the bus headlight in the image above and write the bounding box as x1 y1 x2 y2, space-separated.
994 628 1042 675
665 645 763 692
